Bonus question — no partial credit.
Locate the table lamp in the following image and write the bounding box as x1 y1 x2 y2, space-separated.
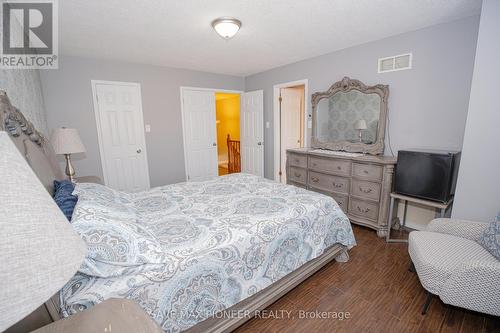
354 119 367 143
50 128 86 182
0 131 86 331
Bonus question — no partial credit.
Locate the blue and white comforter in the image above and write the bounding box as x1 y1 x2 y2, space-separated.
61 173 356 332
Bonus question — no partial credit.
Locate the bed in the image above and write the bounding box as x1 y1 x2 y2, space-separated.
0 90 356 332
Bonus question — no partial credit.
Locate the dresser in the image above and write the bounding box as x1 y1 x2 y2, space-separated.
286 148 396 237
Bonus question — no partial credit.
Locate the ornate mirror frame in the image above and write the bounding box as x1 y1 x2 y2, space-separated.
311 77 389 155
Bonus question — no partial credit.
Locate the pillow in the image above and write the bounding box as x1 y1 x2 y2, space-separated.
53 180 78 221
73 217 167 277
72 183 136 219
71 196 167 277
70 184 183 277
478 213 500 260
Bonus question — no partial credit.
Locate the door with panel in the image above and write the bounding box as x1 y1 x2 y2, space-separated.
93 81 150 192
280 88 303 183
182 89 218 181
240 90 264 177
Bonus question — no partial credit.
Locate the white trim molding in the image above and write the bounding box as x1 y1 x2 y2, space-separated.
272 79 309 182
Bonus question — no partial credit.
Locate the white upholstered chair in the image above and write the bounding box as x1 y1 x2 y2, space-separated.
408 218 500 316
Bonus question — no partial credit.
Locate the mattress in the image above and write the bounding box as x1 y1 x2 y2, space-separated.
60 173 356 332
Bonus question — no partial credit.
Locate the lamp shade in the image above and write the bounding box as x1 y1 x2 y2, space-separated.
354 119 367 130
0 131 86 331
50 128 86 154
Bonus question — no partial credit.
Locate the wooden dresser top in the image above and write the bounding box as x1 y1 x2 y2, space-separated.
287 148 397 165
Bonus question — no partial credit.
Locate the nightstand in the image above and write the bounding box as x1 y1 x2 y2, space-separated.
74 176 103 184
32 299 162 333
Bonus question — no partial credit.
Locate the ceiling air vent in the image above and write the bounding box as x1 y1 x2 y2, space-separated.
378 53 412 73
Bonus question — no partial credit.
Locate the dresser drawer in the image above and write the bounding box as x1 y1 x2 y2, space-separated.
352 163 383 181
289 181 307 189
288 166 307 184
351 179 381 201
309 188 348 214
349 198 379 221
309 156 351 176
288 153 308 168
309 171 349 194
331 193 348 213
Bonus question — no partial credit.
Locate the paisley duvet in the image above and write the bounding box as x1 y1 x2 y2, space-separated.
61 173 356 332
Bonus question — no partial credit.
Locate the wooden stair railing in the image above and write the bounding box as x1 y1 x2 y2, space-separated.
227 134 241 173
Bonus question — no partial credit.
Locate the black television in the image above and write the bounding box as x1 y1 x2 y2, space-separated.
394 150 461 203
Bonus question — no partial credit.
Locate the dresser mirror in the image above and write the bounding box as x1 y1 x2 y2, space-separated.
311 77 389 155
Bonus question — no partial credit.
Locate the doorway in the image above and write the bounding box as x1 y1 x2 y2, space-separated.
273 79 308 183
215 93 241 175
181 87 264 181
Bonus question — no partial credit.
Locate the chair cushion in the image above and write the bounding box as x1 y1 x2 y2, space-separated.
478 214 500 260
408 231 496 295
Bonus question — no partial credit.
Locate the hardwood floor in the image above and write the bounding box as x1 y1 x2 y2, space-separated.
235 225 499 333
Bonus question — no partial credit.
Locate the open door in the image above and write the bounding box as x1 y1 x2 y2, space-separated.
279 87 304 183
240 90 264 177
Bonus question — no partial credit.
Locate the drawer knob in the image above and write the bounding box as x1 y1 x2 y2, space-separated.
359 187 372 193
332 182 342 188
363 170 369 174
295 159 300 163
312 163 317 167
357 206 370 214
337 166 342 170
294 173 302 178
311 177 319 183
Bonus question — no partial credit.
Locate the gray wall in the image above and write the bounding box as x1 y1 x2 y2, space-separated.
0 69 47 135
40 56 244 187
0 15 47 135
453 0 500 222
245 16 480 179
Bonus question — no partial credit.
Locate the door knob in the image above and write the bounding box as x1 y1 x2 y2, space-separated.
137 149 142 154
212 142 217 146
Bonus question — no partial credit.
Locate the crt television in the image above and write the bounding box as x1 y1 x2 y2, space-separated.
394 150 461 203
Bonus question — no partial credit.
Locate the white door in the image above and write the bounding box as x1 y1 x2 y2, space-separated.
241 90 264 177
182 89 218 181
280 88 303 183
92 81 150 192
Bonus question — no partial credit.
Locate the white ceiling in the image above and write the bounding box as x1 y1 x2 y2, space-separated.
59 0 481 77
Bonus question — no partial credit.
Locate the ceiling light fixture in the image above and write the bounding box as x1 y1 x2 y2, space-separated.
212 17 242 39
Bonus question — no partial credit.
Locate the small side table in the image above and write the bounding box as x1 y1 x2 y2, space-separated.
386 193 453 243
75 176 103 184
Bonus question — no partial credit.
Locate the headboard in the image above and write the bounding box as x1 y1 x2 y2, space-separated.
0 90 64 195
1 90 66 330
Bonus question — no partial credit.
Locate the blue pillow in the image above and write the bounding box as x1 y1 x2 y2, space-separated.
478 213 500 260
53 180 78 221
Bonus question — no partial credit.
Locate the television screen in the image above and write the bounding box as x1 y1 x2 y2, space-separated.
395 150 460 203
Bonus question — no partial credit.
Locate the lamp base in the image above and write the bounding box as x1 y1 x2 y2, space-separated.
64 154 76 183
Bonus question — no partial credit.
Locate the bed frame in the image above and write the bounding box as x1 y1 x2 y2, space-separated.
186 244 348 333
0 90 350 332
